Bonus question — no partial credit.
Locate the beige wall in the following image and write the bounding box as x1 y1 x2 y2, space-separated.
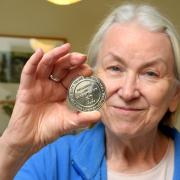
0 0 179 53
0 0 180 134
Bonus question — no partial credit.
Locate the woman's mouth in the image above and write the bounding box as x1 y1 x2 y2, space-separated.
112 106 144 115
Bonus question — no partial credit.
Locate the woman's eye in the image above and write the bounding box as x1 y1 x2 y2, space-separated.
144 71 159 78
108 66 122 72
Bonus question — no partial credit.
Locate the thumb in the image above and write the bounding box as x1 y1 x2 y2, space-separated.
77 111 101 126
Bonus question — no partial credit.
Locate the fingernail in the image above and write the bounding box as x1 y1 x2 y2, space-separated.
62 43 71 49
35 48 43 54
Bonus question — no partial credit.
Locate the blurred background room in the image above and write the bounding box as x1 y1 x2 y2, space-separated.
0 0 179 134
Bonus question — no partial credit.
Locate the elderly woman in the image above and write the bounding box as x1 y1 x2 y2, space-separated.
0 3 180 180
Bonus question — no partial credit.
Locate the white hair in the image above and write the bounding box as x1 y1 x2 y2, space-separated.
88 3 180 80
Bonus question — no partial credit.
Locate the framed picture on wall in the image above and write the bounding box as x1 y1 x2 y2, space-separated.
0 35 67 83
0 51 32 83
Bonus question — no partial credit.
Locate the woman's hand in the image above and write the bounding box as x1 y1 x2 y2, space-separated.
1 43 101 163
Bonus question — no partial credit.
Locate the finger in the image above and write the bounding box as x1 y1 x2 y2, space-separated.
61 64 93 89
77 111 101 127
19 48 44 89
37 43 71 79
50 52 87 81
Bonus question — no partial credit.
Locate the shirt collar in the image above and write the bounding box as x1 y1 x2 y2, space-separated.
72 122 106 179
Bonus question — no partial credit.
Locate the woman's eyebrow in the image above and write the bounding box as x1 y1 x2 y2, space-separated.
140 58 168 69
103 52 126 66
105 52 168 68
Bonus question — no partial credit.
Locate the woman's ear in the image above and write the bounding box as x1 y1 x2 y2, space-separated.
169 82 180 112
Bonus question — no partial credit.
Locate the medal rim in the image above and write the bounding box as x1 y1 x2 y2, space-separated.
67 76 106 112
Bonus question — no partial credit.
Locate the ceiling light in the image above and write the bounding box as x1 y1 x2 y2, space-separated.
47 0 81 5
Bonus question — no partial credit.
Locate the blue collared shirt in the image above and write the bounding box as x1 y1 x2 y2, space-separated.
14 122 180 180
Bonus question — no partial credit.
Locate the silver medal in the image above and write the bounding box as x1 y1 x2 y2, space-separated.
67 76 106 112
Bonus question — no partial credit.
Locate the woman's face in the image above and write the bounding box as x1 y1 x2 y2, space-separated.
96 22 179 138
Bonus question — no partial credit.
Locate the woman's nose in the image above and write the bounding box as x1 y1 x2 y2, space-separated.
117 73 140 101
